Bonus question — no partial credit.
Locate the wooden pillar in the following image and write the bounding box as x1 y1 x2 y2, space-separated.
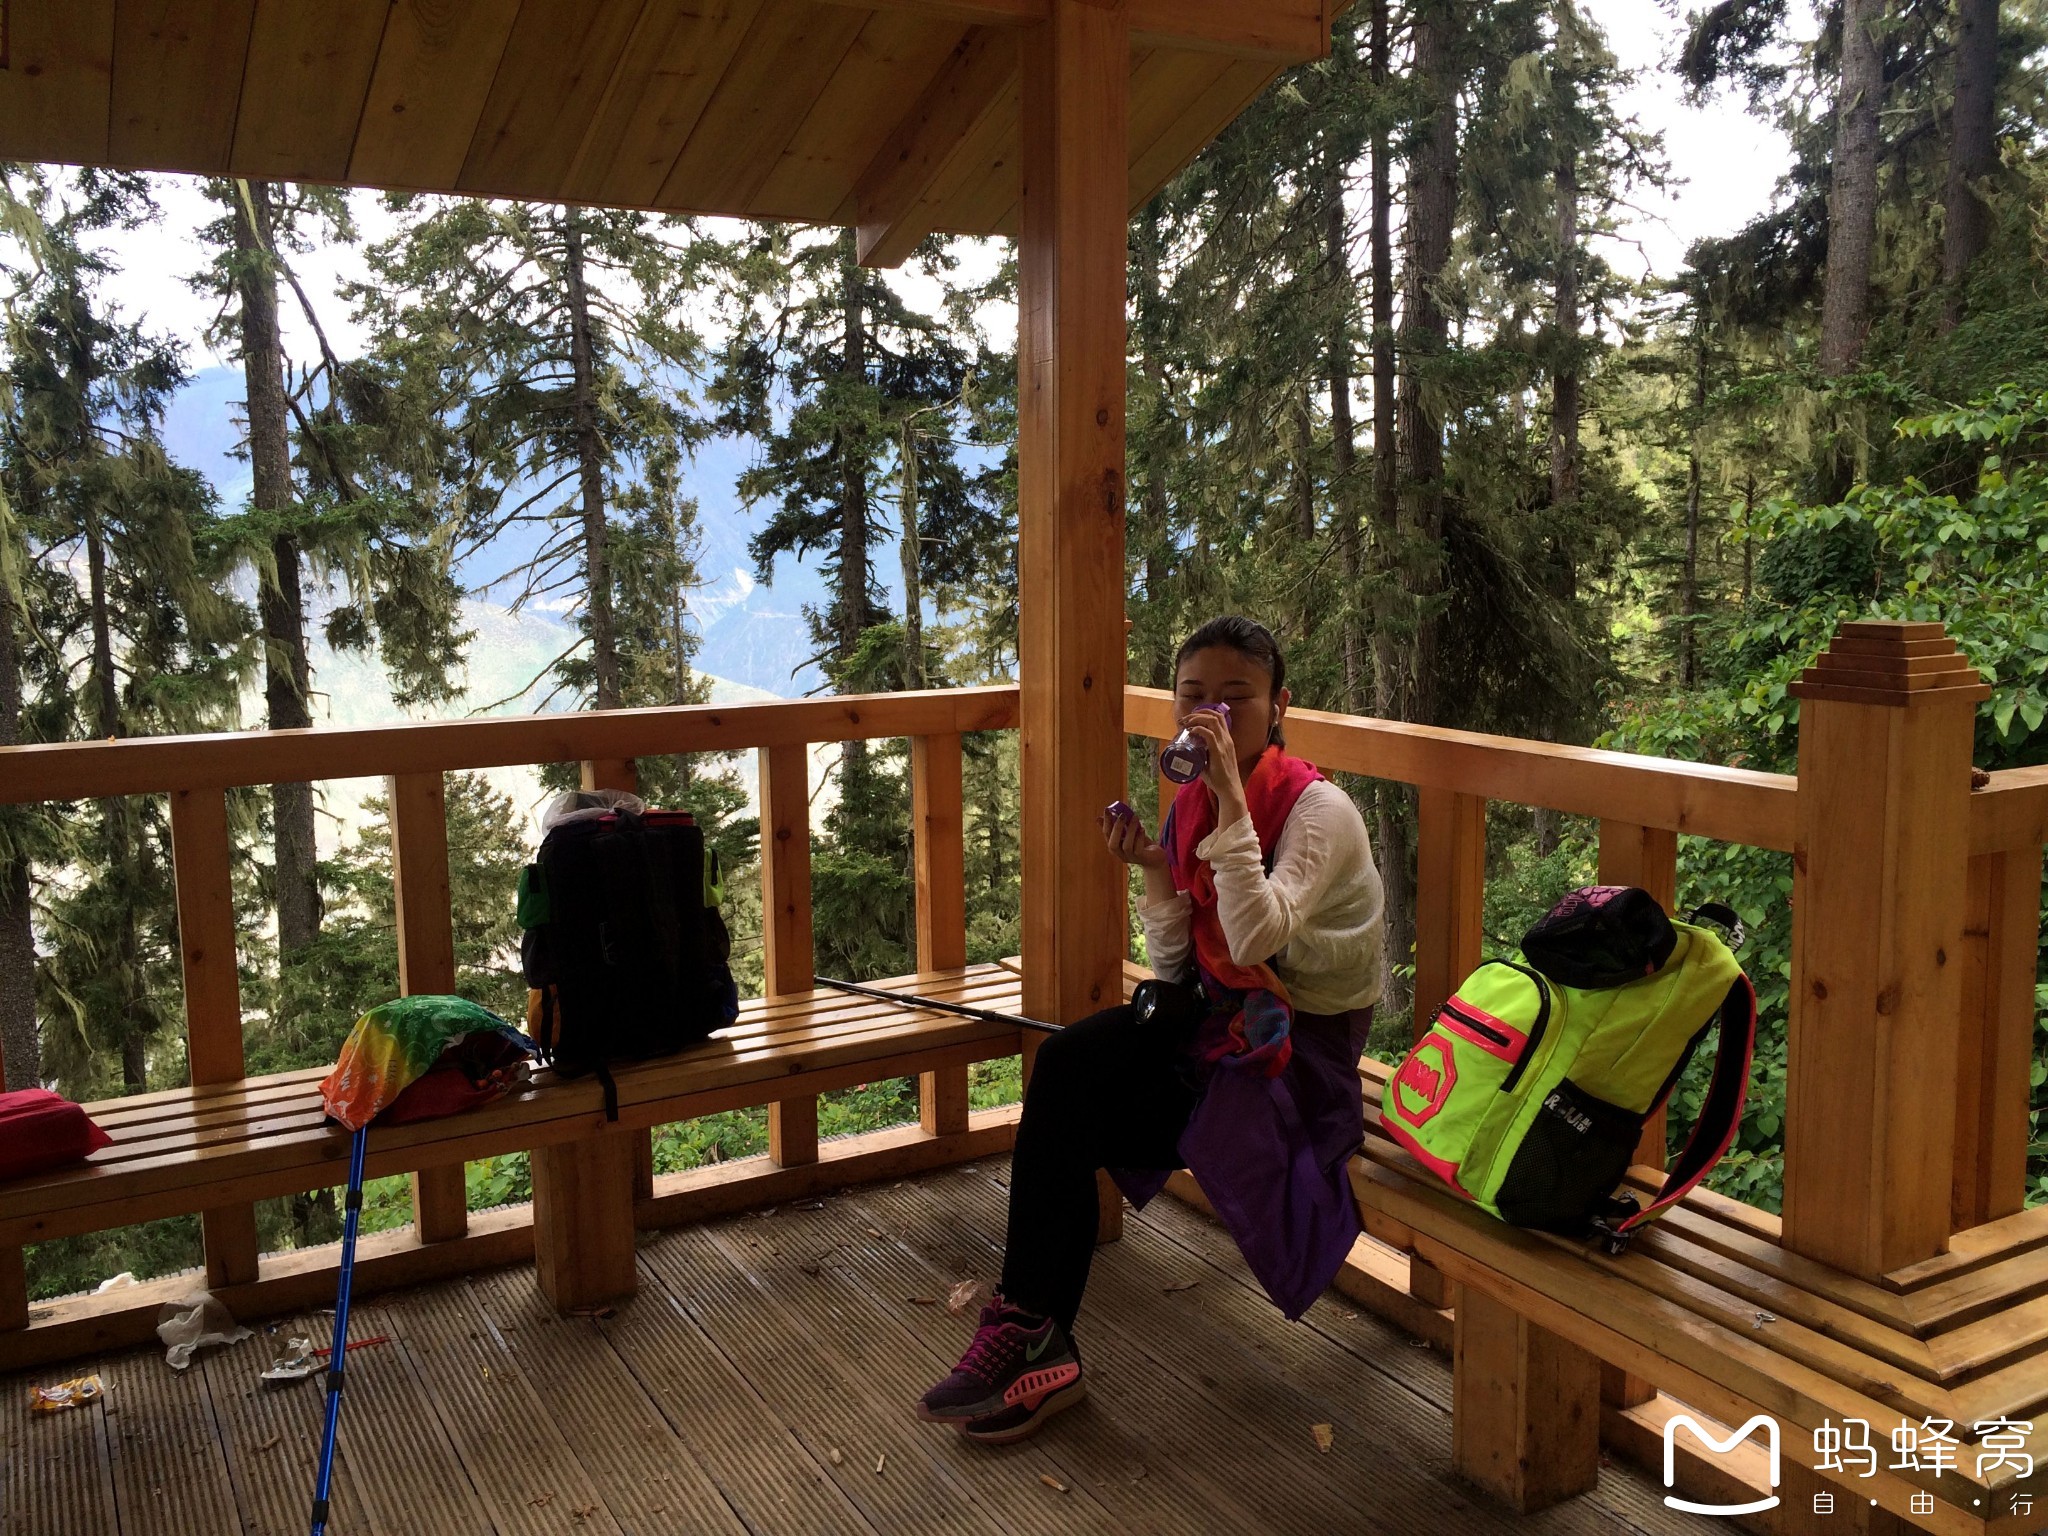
1453 1283 1601 1513
1953 844 2039 1229
1413 786 1485 1040
1597 819 1679 1172
1016 0 1129 1033
1782 621 1988 1279
913 733 971 1137
759 743 818 1168
1017 2 1129 1250
389 771 468 1243
532 1124 639 1311
171 787 260 1289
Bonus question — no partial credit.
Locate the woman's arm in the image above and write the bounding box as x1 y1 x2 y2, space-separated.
1201 782 1366 968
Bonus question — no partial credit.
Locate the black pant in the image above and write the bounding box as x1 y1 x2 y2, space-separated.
999 1003 1199 1334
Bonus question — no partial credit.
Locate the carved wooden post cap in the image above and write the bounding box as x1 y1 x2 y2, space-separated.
1788 620 1991 707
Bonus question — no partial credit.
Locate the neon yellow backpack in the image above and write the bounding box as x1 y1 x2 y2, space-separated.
1380 885 1757 1254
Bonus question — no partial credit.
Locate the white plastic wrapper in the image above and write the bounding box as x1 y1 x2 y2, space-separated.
539 787 646 833
156 1292 251 1371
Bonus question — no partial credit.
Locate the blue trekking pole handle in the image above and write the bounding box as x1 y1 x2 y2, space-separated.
310 1124 369 1536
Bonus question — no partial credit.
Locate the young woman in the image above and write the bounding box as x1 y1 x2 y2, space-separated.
916 615 1386 1444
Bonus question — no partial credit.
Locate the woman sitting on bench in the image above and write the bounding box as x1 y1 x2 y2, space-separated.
917 614 1386 1444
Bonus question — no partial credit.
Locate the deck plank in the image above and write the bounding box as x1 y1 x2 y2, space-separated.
596 1252 877 1534
0 1357 117 1535
99 1336 242 1536
692 1202 1129 1534
392 1283 625 1535
639 1222 1016 1536
463 1270 750 1535
755 1182 1286 1534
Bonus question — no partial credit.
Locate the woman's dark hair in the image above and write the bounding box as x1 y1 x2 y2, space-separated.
1173 615 1287 746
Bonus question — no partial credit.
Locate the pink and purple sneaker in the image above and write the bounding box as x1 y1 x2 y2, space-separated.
915 1295 1086 1444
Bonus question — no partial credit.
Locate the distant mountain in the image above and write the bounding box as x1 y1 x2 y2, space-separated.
163 365 838 698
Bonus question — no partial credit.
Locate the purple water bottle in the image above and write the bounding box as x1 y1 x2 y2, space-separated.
1159 702 1229 784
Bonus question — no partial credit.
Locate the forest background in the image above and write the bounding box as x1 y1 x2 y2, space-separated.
6 0 2048 1301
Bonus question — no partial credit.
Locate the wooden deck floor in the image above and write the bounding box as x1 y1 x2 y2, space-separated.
2 1157 1728 1536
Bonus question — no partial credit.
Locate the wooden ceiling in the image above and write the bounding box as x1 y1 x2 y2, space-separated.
0 0 1330 266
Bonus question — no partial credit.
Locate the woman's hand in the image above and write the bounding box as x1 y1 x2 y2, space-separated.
1182 707 1249 822
1099 807 1168 871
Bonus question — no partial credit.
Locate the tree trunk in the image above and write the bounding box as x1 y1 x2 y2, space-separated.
1134 206 1174 690
1370 0 1415 1015
234 182 322 957
1399 0 1460 732
0 584 37 1089
1680 315 1707 688
900 420 925 691
1549 139 1581 511
1941 0 1998 332
1740 470 1755 604
84 504 146 1095
1323 145 1362 713
563 212 620 710
1819 0 1884 375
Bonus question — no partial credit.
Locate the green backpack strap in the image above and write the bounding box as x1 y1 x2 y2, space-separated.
1604 969 1758 1250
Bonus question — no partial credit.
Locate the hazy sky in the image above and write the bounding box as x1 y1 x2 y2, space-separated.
77 1 1795 373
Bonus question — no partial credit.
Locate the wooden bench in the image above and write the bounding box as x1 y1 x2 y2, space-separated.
0 964 1026 1373
1346 1058 2048 1534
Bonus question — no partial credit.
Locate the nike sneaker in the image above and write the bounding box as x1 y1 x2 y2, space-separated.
915 1294 1086 1443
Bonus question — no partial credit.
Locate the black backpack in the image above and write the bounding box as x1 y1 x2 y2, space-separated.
517 800 739 1118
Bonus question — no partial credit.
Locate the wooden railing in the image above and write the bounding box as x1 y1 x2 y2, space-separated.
0 685 1019 1320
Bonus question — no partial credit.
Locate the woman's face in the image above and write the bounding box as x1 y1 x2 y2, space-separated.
1173 644 1289 775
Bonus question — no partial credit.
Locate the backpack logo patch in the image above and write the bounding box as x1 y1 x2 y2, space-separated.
1393 1038 1456 1127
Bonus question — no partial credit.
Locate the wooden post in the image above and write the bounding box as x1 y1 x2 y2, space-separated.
170 787 260 1289
1016 0 1129 1035
1409 786 1484 1309
1953 845 2039 1229
913 733 971 1137
1412 786 1485 1040
532 1125 639 1311
1597 819 1679 1172
388 771 468 1243
759 743 818 1167
578 758 656 1201
1017 1 1129 1250
1783 621 1989 1278
1452 1283 1601 1513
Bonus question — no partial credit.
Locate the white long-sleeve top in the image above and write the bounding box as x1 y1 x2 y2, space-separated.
1138 780 1386 1017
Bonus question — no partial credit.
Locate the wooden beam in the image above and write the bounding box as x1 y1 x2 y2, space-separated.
1954 846 2040 1230
1412 785 1485 1041
388 771 467 1244
820 0 1330 61
856 27 1019 268
1017 0 1130 1031
912 733 972 1134
169 787 259 1290
759 743 815 996
1783 623 1989 1280
0 686 1020 807
1126 687 1797 850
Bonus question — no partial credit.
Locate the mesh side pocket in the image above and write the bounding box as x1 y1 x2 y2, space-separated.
1493 1078 1642 1235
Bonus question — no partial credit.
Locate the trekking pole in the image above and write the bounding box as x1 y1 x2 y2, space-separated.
310 1123 369 1536
814 975 1062 1033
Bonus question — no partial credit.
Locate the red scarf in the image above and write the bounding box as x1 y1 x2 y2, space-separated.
1163 746 1325 1076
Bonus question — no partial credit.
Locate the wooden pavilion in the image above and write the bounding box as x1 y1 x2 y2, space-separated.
0 6 2045 1535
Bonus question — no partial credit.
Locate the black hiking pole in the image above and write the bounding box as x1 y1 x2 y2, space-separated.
309 1123 369 1536
813 975 1062 1033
